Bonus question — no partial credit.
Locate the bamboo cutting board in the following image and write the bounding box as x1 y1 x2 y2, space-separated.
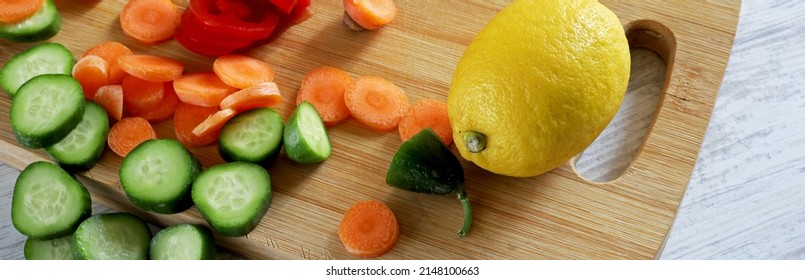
0 0 740 259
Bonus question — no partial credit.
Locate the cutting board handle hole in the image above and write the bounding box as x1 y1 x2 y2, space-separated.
572 20 675 183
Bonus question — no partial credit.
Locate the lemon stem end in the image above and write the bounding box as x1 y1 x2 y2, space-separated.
463 131 487 153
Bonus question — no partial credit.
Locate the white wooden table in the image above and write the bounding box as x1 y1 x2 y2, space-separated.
2 0 804 260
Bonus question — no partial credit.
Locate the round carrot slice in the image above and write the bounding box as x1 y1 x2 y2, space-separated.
72 55 110 100
173 102 220 147
82 41 134 84
344 76 409 131
119 0 182 45
212 54 275 89
343 0 397 30
0 0 44 24
220 82 282 113
338 200 399 258
296 66 353 127
174 72 238 107
191 108 236 138
122 75 165 113
398 99 452 145
118 54 185 82
108 117 157 157
128 82 179 123
94 85 124 121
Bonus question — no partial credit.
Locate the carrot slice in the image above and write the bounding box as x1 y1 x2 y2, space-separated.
338 200 399 258
174 72 238 107
220 82 282 113
398 99 452 145
94 85 124 121
82 41 134 84
343 0 397 30
72 55 110 100
128 81 179 123
192 108 236 138
0 0 44 24
344 76 409 131
119 0 182 45
122 75 165 113
173 102 220 147
212 54 275 89
118 54 185 82
107 117 157 157
296 66 353 127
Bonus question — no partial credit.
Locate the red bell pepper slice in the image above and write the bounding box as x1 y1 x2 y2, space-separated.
269 0 297 15
175 10 251 56
190 0 280 41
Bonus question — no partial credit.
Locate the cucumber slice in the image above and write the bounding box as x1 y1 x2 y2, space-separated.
284 101 332 164
11 161 91 240
72 213 151 260
192 162 272 237
149 224 216 260
120 139 201 214
0 0 61 43
45 101 109 171
0 42 75 96
24 235 75 260
218 108 284 167
10 74 85 148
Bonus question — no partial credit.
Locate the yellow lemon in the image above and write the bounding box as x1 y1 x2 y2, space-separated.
447 0 630 177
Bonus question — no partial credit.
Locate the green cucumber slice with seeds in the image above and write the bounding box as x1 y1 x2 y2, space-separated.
0 42 75 96
192 162 272 237
218 108 284 167
120 138 201 214
45 101 109 171
24 235 75 260
149 224 216 260
0 0 61 43
284 101 332 164
10 74 85 148
11 161 91 240
72 213 151 260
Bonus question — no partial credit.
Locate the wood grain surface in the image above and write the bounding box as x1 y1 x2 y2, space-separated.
0 0 739 259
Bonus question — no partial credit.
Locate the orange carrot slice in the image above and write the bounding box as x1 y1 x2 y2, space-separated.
107 117 157 157
0 0 44 24
398 99 452 145
219 82 282 113
212 54 275 89
338 200 399 258
128 82 179 123
174 72 238 107
173 102 220 147
344 76 409 131
296 66 353 127
82 41 134 84
192 108 236 138
122 75 165 113
72 55 110 100
343 0 397 30
118 54 185 82
93 85 124 121
119 0 182 45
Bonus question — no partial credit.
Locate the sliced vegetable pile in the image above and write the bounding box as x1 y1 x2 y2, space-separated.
1 0 472 260
0 0 61 43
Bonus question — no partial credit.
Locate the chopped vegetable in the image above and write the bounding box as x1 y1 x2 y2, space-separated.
122 75 165 112
149 224 216 260
219 82 282 112
81 41 134 84
72 55 110 100
344 76 409 131
119 0 182 45
0 0 44 24
213 54 275 89
338 200 399 258
192 108 237 138
219 107 284 167
398 99 452 145
45 102 110 171
173 102 221 147
0 0 60 43
343 0 397 31
24 235 74 260
128 81 180 123
386 128 472 237
174 72 238 107
107 117 158 157
118 54 185 82
296 66 353 127
10 74 85 149
72 213 152 260
0 42 75 97
284 101 332 164
93 85 125 121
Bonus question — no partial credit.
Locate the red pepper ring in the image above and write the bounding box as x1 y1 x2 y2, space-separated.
190 0 280 41
175 10 249 56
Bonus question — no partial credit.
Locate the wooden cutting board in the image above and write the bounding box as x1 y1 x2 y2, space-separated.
0 0 740 259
